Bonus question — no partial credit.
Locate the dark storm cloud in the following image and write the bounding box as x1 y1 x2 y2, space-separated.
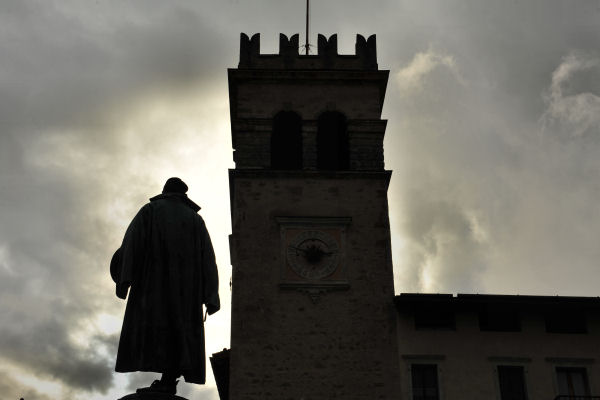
0 370 54 400
379 0 600 116
385 2 600 293
0 0 233 135
0 318 116 392
0 160 119 393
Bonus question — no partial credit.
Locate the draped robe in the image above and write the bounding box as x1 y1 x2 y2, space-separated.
113 193 220 384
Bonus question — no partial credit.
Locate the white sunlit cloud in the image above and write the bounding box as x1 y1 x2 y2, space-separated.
541 50 600 139
395 47 464 94
0 244 14 275
390 46 493 294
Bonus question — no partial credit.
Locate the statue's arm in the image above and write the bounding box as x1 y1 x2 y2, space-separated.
200 217 220 315
117 204 150 299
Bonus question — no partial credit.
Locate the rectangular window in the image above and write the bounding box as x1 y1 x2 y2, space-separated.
545 310 587 333
497 366 527 400
414 306 455 330
411 364 439 400
479 307 521 332
556 367 590 397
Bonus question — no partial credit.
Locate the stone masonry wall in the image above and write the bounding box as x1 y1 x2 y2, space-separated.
228 170 402 400
229 69 389 171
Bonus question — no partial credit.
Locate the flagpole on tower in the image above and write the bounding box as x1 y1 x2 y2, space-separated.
305 0 310 55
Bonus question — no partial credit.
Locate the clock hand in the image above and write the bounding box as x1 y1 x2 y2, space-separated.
288 245 308 254
289 245 337 256
320 249 337 256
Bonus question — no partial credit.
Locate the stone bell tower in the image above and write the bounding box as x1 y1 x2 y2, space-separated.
227 33 401 399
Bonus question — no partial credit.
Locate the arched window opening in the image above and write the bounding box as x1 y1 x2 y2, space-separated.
317 111 349 170
271 111 302 170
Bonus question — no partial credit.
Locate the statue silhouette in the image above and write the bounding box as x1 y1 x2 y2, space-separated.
111 177 220 397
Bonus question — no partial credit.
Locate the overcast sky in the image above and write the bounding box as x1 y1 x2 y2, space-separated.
1 0 599 399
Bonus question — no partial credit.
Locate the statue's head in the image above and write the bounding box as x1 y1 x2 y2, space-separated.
162 177 188 194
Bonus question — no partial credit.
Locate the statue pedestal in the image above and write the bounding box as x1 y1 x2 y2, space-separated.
118 393 188 400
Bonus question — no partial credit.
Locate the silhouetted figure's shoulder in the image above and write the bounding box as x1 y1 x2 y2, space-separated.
148 192 201 213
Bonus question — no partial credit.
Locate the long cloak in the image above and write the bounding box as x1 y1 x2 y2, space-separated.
114 193 220 384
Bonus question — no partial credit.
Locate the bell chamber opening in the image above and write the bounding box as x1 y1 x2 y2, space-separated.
270 110 303 170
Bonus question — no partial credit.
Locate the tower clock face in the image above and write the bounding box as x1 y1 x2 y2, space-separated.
286 230 339 280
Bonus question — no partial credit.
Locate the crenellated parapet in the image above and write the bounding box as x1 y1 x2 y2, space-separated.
238 33 378 70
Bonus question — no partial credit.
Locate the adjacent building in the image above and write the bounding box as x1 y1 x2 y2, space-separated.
396 293 600 399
